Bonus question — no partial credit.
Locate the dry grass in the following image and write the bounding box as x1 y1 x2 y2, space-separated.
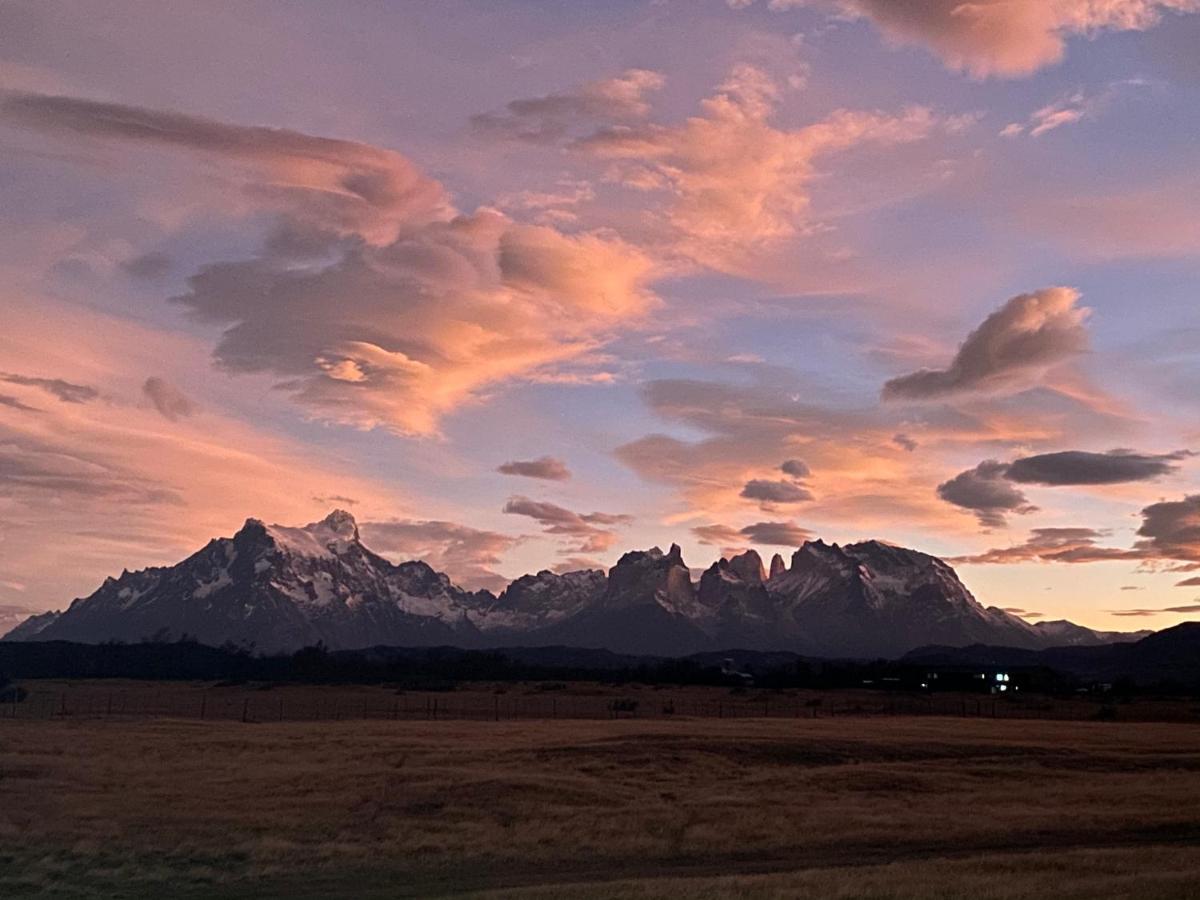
3 712 1200 897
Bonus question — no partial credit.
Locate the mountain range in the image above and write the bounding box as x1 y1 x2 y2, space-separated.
3 510 1148 658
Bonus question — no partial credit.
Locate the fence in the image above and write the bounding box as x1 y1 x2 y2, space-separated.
5 682 1187 723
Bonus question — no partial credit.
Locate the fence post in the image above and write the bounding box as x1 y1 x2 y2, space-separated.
494 696 499 722
200 694 207 721
242 698 250 723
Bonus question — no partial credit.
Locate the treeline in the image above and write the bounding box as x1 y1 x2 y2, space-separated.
0 638 1084 693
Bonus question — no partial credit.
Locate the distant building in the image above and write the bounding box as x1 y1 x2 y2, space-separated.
919 667 1036 694
720 657 754 685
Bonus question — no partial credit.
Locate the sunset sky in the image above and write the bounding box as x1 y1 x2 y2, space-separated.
3 0 1200 633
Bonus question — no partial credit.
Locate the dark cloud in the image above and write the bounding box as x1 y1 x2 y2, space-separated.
1136 494 1200 564
1005 449 1190 485
142 377 197 422
938 448 1189 528
882 287 1089 401
951 496 1200 567
0 394 38 412
1111 604 1200 618
502 495 632 554
121 251 173 279
780 458 810 478
313 494 359 507
740 478 813 505
1176 576 1200 587
360 518 520 593
470 69 663 143
949 527 1140 565
739 521 813 547
936 460 1037 528
692 520 812 553
1 372 98 404
893 433 918 452
691 523 745 546
1002 606 1044 619
496 456 572 481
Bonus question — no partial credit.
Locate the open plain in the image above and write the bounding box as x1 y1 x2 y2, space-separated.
3 696 1200 898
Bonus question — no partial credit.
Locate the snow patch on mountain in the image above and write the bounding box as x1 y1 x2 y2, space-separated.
0 511 1150 656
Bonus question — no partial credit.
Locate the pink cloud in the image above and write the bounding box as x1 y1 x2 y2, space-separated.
758 1 1200 78
4 93 659 437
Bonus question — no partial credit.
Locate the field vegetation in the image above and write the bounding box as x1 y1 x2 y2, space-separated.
3 697 1200 897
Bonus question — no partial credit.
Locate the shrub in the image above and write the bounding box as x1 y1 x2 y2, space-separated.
0 672 27 704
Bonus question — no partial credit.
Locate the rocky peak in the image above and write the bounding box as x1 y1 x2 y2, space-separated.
498 568 606 615
321 509 360 541
843 539 935 572
256 510 363 559
604 544 695 612
768 553 787 580
789 539 856 575
728 549 765 584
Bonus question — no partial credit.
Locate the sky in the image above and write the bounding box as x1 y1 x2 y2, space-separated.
2 0 1200 634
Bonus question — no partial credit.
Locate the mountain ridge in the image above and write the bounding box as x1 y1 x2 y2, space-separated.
4 510 1150 657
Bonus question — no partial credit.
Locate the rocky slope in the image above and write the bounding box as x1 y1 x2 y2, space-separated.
5 512 1146 657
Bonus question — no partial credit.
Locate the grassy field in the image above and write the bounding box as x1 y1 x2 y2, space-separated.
4 706 1200 898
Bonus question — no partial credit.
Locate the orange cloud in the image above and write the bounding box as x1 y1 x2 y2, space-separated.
574 64 942 272
4 93 659 437
758 1 1200 78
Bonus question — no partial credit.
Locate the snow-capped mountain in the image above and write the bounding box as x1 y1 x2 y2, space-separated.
4 512 1145 656
11 512 491 652
760 539 1045 657
1027 619 1151 647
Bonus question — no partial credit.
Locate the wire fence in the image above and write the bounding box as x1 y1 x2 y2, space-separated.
5 682 1195 724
